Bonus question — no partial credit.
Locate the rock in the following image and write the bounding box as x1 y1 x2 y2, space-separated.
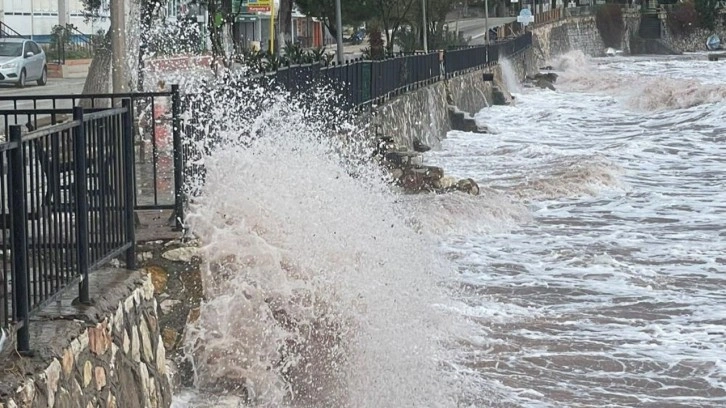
434 176 457 190
390 168 404 180
412 139 431 152
535 72 558 83
383 151 422 168
161 247 200 263
146 265 168 294
140 319 154 363
94 366 107 391
83 361 93 387
88 321 111 356
456 178 480 196
137 252 153 263
44 359 61 407
159 299 181 315
534 78 555 91
61 349 74 377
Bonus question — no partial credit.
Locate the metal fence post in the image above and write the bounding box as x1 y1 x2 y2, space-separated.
171 84 184 231
122 99 136 270
8 125 31 354
73 106 91 305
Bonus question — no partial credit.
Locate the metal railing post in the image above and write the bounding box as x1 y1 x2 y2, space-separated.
73 106 91 305
122 99 136 270
171 84 184 231
8 125 31 354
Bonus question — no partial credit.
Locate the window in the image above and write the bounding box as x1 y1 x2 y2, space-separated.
29 42 42 55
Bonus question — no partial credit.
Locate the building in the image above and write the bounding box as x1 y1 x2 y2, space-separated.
0 0 110 41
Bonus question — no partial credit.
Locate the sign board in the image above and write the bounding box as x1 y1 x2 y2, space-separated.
517 8 534 25
246 0 271 12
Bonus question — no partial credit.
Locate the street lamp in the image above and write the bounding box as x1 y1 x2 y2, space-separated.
422 0 428 52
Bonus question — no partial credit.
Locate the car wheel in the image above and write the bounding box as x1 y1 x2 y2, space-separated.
16 69 26 88
37 66 47 86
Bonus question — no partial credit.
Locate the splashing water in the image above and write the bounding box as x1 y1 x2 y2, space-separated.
175 75 478 407
499 58 522 94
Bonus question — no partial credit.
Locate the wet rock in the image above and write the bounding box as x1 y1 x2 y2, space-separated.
159 299 181 315
456 178 480 196
433 176 457 190
449 107 488 133
413 139 431 152
383 151 423 168
161 247 201 263
146 266 168 294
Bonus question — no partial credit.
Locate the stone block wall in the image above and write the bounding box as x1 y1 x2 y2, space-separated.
0 269 171 408
371 82 451 150
371 64 519 149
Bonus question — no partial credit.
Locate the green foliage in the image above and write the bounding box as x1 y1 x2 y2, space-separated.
365 26 386 60
395 24 469 52
237 45 335 72
595 4 624 48
667 1 699 36
694 0 719 30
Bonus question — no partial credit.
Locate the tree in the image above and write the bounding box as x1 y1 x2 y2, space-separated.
371 0 418 53
295 0 373 38
694 0 719 29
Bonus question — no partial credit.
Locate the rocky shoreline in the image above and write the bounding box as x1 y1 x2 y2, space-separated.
373 133 480 196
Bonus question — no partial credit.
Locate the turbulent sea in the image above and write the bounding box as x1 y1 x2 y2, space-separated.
172 52 726 407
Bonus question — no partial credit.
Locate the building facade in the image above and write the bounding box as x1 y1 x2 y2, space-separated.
1 0 110 41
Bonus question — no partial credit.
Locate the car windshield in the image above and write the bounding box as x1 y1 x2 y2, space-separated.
0 42 23 57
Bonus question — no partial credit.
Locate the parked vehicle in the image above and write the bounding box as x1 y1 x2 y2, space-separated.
0 38 47 88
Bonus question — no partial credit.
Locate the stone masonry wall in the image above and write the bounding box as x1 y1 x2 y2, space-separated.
0 269 171 408
371 64 516 149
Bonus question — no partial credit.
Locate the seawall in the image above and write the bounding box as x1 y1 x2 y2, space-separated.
0 269 171 408
371 55 538 150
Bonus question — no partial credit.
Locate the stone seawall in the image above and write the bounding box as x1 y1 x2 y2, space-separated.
532 11 643 61
371 62 528 149
0 269 171 408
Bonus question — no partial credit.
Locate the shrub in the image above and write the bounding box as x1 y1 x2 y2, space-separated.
595 4 625 48
694 0 719 30
667 1 699 36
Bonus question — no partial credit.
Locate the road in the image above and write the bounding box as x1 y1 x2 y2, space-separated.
0 77 86 135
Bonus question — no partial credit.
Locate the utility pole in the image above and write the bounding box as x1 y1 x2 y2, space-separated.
485 0 489 44
335 0 344 63
422 0 428 52
57 0 68 27
111 0 127 94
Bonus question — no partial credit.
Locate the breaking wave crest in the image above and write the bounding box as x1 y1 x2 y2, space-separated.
179 76 475 407
552 51 726 111
507 156 624 201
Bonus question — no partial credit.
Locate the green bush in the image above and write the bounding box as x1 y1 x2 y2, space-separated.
595 4 625 48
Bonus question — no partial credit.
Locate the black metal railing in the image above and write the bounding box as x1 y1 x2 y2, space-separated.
0 22 26 39
0 91 184 228
1 102 135 353
48 26 96 65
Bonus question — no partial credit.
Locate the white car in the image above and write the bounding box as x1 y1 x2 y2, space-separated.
0 38 47 88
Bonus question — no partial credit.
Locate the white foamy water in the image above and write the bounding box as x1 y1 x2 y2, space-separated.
426 53 726 407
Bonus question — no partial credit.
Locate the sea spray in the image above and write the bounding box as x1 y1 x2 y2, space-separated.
178 74 474 407
499 58 522 94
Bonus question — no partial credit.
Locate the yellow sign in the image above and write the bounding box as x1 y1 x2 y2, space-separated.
247 0 271 12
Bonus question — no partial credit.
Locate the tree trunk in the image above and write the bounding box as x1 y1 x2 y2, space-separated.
279 0 294 46
80 30 112 107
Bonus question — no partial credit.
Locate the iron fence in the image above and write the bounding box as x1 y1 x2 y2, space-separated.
0 91 184 229
1 102 135 353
